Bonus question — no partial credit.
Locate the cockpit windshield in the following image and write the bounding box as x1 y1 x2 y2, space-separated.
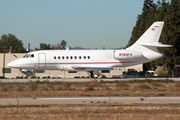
23 54 28 58
23 54 34 58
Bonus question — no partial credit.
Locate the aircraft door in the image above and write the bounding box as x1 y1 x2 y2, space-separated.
38 53 46 68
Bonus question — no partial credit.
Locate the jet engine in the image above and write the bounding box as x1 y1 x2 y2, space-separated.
114 50 142 61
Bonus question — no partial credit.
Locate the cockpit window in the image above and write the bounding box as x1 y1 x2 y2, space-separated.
23 54 28 58
26 54 30 58
30 54 34 58
23 54 34 58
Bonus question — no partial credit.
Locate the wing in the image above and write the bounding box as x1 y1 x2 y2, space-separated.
72 66 114 71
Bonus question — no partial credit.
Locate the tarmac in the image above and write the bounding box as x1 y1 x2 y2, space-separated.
1 96 180 105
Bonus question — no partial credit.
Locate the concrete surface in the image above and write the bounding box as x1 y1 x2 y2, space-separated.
1 96 180 105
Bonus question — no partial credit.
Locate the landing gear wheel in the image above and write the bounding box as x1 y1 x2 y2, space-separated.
90 71 94 78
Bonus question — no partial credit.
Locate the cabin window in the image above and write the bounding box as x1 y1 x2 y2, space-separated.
66 56 69 59
75 56 77 59
84 56 86 59
62 56 64 59
54 56 56 59
79 56 81 59
88 56 90 59
70 56 73 59
58 56 60 59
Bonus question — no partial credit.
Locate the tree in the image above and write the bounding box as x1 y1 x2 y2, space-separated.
0 34 26 53
60 40 67 50
160 0 180 77
35 43 51 50
51 43 61 50
153 0 170 67
126 0 155 48
127 0 180 77
127 0 158 70
35 40 67 50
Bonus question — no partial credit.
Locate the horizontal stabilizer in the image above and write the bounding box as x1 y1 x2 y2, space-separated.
140 42 173 47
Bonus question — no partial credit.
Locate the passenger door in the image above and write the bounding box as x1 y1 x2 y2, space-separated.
38 53 46 68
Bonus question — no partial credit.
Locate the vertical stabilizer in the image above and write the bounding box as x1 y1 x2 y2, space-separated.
126 22 171 52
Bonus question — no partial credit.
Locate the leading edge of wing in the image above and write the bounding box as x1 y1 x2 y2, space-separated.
72 66 114 70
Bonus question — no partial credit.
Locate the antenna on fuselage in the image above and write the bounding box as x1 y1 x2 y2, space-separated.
66 47 69 50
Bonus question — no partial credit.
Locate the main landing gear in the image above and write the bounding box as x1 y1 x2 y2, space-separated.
90 71 100 78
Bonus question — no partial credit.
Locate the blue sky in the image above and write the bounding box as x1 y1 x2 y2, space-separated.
0 0 165 49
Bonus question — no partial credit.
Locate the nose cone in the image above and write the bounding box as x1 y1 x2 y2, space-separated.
7 61 16 68
7 59 21 68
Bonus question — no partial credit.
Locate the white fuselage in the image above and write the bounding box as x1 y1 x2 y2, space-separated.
7 49 163 71
7 22 172 73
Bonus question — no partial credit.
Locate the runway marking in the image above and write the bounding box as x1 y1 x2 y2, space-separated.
1 97 180 105
34 97 113 100
33 97 180 101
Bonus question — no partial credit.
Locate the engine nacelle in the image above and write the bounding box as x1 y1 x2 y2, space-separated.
114 50 142 61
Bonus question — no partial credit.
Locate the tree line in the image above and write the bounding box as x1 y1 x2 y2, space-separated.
0 34 26 53
0 33 67 53
126 0 180 76
34 40 67 50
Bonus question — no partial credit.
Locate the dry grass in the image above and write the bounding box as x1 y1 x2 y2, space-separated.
116 81 129 90
0 103 180 120
0 85 8 92
150 82 165 87
15 84 22 91
59 81 72 91
85 79 101 91
1 80 180 97
175 82 180 91
28 80 37 91
138 83 151 89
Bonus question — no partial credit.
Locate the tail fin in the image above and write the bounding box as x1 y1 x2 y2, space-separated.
126 21 172 52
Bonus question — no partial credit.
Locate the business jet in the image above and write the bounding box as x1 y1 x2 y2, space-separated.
8 21 172 78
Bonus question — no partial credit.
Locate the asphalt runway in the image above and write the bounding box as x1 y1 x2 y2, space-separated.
1 97 180 105
0 78 180 83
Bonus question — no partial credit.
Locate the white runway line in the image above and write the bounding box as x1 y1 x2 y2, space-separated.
34 97 113 100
